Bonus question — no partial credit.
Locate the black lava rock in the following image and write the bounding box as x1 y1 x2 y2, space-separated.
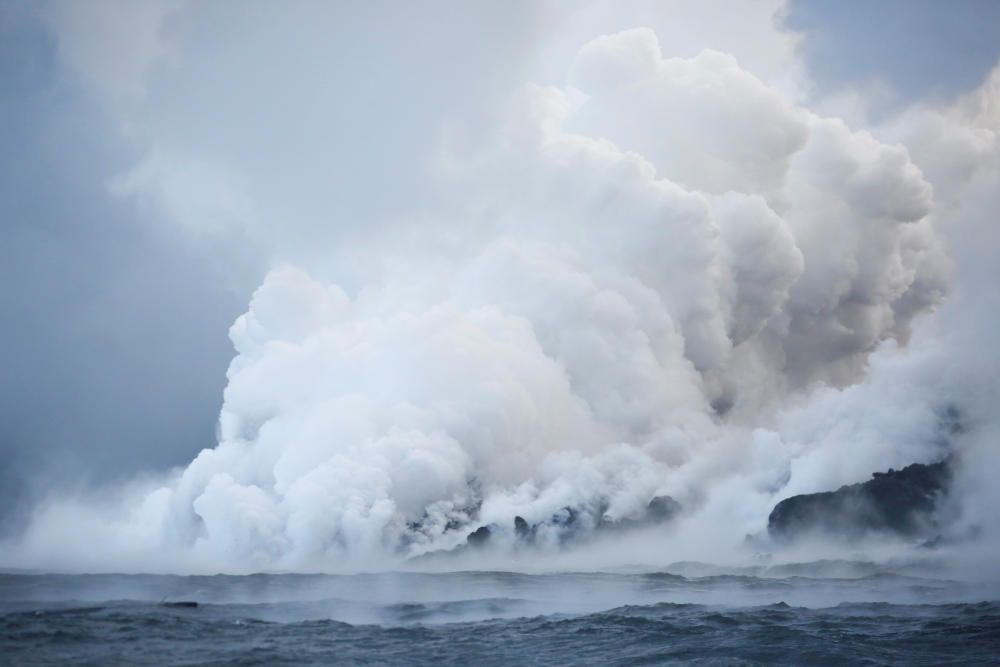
767 460 951 541
466 525 492 547
514 516 532 540
645 496 681 523
511 495 683 546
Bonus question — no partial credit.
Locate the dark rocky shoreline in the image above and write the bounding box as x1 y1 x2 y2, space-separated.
767 460 951 541
430 459 954 558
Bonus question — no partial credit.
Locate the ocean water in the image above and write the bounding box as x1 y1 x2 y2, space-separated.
2 566 999 666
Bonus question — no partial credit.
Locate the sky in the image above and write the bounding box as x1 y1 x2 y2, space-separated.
0 1 999 572
785 0 1000 103
0 3 240 532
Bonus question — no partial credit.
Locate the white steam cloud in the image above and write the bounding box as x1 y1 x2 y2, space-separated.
6 5 999 575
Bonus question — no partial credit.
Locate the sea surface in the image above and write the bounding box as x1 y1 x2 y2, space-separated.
2 564 999 665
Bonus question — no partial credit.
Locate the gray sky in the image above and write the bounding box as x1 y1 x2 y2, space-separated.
0 3 241 530
785 0 1000 104
0 0 998 534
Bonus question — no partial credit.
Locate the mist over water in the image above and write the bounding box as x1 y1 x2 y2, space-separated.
2 3 999 588
4 569 1000 665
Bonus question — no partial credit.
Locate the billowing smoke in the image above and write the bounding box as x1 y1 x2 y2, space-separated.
6 9 999 574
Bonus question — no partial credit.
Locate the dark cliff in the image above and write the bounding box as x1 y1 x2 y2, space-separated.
768 460 951 541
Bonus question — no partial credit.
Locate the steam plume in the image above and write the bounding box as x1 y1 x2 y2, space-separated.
7 13 1000 575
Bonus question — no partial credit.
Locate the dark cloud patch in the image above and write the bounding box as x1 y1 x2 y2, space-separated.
786 0 1000 102
0 6 242 532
